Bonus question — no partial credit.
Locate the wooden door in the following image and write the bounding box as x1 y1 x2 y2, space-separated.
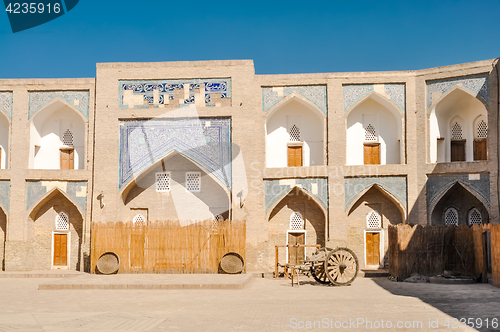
53 234 68 266
287 146 302 167
474 139 487 161
451 141 465 161
60 149 74 170
366 232 380 265
287 232 305 265
364 144 380 165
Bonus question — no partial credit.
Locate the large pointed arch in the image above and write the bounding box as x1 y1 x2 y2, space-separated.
428 181 490 223
28 187 85 221
29 97 88 123
266 92 326 121
429 85 488 111
120 149 232 205
347 184 406 223
267 185 327 220
345 91 404 119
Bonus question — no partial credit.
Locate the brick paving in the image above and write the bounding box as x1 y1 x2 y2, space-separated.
0 274 498 331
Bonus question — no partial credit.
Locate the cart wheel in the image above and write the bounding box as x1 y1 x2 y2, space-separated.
324 247 359 286
310 248 331 284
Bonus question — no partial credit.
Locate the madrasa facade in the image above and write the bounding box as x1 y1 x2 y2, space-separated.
0 58 497 272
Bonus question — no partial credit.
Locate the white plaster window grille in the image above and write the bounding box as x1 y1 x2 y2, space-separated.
366 210 381 229
62 129 74 146
444 208 459 226
156 172 171 192
289 212 304 230
364 124 377 141
133 214 146 226
289 125 301 142
55 212 69 230
186 172 201 192
477 120 488 138
468 208 482 225
451 122 463 140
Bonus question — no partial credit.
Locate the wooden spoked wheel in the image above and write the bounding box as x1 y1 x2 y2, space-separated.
324 247 359 286
310 248 330 284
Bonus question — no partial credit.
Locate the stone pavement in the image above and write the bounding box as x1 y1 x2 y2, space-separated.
0 273 498 331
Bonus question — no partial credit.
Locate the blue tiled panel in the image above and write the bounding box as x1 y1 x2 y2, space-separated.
344 177 407 211
426 173 490 209
0 181 10 212
343 84 373 112
426 74 489 111
0 92 12 119
262 85 327 114
264 178 328 214
28 91 90 119
118 79 231 108
384 84 406 113
26 181 87 214
119 118 231 190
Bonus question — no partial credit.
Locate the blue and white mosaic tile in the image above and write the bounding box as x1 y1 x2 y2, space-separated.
119 117 231 190
262 85 327 114
119 79 231 109
344 177 407 211
384 84 406 113
427 74 489 111
343 84 406 113
26 181 87 214
0 92 12 119
0 181 10 212
29 91 90 119
427 173 490 208
264 178 328 214
343 84 373 112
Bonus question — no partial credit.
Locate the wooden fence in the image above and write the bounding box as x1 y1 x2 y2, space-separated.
389 223 500 286
91 220 246 274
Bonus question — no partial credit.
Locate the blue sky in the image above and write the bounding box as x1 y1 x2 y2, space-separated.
1 0 499 78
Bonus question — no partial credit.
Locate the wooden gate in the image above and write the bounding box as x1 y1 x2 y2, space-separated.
53 233 67 266
366 232 380 265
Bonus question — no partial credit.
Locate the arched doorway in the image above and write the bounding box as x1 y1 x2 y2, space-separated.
268 187 326 265
347 185 404 268
28 189 84 270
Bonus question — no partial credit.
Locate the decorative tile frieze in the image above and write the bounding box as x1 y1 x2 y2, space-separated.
119 117 231 190
28 91 89 119
119 78 231 109
262 85 327 114
264 178 328 214
26 181 87 214
426 74 489 111
426 174 490 209
0 92 12 119
0 181 10 212
344 176 407 211
384 84 406 113
343 84 373 112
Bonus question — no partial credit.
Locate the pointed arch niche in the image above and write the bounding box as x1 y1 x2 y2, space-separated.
347 185 404 268
429 182 489 226
268 186 327 264
346 93 403 165
28 188 84 270
121 150 231 223
429 88 487 163
265 95 326 167
29 99 86 169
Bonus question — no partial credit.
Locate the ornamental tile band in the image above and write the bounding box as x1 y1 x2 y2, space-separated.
29 91 90 119
343 84 373 112
119 78 231 109
0 92 12 119
262 85 327 114
344 176 407 211
119 117 231 190
426 74 489 111
384 84 406 113
264 178 328 214
26 181 87 213
426 174 490 209
343 84 406 113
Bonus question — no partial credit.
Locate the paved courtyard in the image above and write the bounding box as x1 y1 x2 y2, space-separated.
0 274 498 331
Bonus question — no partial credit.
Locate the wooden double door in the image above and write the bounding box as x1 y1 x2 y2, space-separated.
288 146 303 167
287 232 305 265
53 233 68 266
365 232 380 266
